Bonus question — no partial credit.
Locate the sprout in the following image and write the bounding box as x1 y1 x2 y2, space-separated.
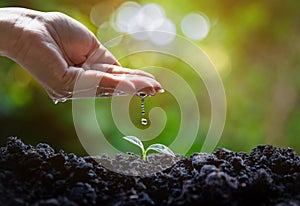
123 136 175 161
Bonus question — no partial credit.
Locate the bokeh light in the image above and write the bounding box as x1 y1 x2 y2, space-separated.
115 1 141 33
101 2 177 46
181 13 210 41
148 18 176 45
136 3 165 30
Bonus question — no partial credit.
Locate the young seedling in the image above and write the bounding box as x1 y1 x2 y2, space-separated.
123 136 175 161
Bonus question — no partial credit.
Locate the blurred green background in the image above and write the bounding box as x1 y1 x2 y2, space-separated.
0 0 299 156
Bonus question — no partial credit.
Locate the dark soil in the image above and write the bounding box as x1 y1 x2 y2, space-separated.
0 137 300 206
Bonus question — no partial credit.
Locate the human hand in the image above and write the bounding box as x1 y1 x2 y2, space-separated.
1 8 162 102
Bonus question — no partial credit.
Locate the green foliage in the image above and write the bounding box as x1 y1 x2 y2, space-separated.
123 136 175 161
0 0 300 155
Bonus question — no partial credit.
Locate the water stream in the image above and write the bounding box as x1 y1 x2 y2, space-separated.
137 92 148 126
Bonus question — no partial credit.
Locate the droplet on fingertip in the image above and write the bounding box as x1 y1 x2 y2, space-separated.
158 88 165 93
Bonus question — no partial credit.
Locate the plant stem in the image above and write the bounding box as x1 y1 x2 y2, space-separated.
142 150 147 161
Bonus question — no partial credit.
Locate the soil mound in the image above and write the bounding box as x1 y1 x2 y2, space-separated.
0 137 299 205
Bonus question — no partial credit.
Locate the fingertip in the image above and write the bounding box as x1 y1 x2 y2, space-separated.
113 60 121 66
133 69 156 79
157 88 165 93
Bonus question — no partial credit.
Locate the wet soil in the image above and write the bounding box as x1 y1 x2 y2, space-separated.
0 137 299 206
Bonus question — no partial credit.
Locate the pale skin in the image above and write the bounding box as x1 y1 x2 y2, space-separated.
0 7 162 101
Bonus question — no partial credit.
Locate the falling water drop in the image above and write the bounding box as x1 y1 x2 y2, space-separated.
141 118 148 125
138 92 148 126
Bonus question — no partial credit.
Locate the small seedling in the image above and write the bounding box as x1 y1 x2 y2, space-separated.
123 136 175 161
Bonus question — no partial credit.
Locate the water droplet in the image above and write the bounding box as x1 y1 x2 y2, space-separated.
158 88 165 93
137 92 148 98
52 97 68 104
141 118 148 125
139 96 148 125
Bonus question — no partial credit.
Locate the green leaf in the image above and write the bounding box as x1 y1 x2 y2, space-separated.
123 136 144 152
146 144 175 157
